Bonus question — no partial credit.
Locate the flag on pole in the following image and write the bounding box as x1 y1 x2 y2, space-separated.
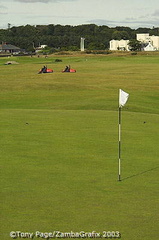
118 89 129 181
119 89 129 108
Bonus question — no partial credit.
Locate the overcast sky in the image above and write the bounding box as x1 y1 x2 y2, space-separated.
0 0 159 29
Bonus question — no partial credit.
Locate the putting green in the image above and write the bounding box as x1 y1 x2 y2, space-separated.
1 53 159 240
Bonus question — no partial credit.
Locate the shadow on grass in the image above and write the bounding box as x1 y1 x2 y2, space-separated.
121 166 159 181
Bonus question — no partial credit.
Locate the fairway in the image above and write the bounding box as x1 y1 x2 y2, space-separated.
1 53 159 240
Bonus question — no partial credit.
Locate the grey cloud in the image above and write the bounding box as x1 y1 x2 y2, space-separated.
14 0 51 2
138 14 150 19
125 17 136 21
152 9 159 16
88 19 116 25
124 19 159 25
0 4 7 9
88 18 159 28
14 0 76 3
0 4 7 14
0 12 7 14
27 14 81 19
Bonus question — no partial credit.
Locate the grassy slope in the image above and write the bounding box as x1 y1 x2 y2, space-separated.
1 54 159 240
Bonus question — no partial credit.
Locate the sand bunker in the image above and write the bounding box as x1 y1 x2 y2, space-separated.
5 61 19 65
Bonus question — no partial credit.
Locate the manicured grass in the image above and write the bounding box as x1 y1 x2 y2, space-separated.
1 53 159 240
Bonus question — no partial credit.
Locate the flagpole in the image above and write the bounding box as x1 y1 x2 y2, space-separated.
118 89 129 182
118 106 122 181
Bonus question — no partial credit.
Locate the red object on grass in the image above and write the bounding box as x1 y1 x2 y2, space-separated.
62 69 76 73
69 69 76 73
46 68 53 73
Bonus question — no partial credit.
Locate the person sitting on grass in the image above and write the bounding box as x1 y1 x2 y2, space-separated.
42 65 47 73
64 65 70 72
38 65 47 74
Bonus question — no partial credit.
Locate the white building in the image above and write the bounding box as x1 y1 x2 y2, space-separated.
109 39 130 51
110 33 159 51
35 44 47 53
144 42 156 51
137 33 159 51
136 33 150 42
151 36 159 50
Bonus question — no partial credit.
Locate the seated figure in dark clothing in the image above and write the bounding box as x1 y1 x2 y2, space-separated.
64 65 70 72
38 66 47 74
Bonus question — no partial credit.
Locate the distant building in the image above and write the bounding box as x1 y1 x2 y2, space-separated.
109 39 130 51
0 43 21 54
35 44 47 53
40 45 47 49
144 42 156 51
137 33 159 51
109 33 159 51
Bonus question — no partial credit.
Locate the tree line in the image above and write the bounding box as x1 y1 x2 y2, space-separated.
0 24 158 52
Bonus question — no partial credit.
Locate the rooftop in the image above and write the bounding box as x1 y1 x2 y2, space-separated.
0 43 21 50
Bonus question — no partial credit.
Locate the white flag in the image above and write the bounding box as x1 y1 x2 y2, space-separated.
119 89 129 107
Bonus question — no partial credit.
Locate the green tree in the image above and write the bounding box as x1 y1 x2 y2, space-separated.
128 39 142 51
120 31 130 39
111 30 121 40
0 24 157 53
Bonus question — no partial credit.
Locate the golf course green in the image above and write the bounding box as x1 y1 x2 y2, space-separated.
1 52 159 240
